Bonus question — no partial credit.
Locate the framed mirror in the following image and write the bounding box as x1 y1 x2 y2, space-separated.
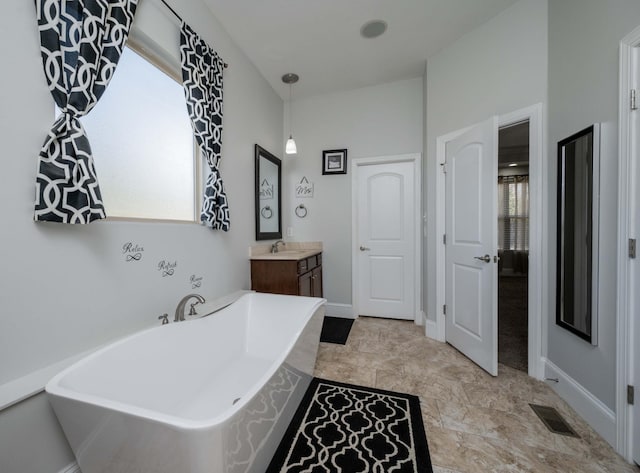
255 144 282 240
556 124 600 345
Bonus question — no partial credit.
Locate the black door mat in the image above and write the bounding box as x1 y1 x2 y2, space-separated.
529 404 580 438
320 316 354 344
267 378 433 473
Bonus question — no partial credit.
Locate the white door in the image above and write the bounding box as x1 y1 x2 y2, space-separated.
356 161 415 319
445 117 499 376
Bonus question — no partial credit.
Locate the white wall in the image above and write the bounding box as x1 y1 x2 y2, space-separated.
424 0 548 323
547 0 640 412
0 0 282 471
282 78 423 308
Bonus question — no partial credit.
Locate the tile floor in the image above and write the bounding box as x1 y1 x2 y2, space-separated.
313 316 640 473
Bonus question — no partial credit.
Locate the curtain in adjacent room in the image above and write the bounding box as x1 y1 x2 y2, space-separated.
498 175 529 251
180 23 229 231
35 0 138 223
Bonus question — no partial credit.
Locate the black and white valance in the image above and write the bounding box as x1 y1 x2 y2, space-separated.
35 0 138 223
180 23 229 231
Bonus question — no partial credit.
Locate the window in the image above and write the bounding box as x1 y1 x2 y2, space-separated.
498 175 529 251
80 45 197 221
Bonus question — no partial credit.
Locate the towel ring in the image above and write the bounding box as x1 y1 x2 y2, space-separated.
261 206 273 219
295 204 308 218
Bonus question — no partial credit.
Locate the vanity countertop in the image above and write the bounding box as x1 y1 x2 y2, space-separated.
249 241 322 261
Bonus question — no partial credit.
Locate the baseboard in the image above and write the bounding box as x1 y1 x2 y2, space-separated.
543 358 616 447
325 303 355 319
57 462 80 473
424 317 439 340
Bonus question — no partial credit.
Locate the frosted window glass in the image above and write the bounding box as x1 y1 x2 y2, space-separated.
82 47 195 221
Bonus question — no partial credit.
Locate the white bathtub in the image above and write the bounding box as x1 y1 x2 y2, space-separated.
46 292 325 473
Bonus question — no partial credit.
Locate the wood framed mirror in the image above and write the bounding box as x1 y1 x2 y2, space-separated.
255 144 282 240
556 124 600 345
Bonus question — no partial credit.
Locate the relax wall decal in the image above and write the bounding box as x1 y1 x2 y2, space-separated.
122 242 144 262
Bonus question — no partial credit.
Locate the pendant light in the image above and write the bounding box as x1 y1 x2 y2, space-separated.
282 73 299 155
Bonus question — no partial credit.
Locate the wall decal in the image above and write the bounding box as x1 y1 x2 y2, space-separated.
190 274 203 289
295 176 314 198
158 260 177 277
122 242 144 262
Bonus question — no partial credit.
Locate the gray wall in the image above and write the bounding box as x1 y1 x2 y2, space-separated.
424 0 548 323
282 78 424 307
547 0 640 411
0 0 283 471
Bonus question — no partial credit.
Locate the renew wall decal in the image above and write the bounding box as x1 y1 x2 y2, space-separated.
190 274 203 289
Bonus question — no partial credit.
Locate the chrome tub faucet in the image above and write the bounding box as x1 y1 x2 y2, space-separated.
174 294 205 322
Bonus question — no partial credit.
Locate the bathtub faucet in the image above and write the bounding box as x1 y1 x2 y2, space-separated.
174 294 206 322
271 240 285 253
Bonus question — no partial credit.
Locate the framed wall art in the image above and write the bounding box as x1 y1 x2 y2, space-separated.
322 149 347 175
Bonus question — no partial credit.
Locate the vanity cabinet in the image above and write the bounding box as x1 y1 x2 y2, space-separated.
298 266 322 297
251 252 323 297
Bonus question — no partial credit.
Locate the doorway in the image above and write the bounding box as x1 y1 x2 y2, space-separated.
617 24 640 465
497 121 530 373
434 104 544 380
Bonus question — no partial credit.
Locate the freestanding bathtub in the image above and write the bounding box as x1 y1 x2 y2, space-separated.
46 292 325 473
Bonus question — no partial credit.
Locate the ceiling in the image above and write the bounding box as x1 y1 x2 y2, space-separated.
203 0 519 100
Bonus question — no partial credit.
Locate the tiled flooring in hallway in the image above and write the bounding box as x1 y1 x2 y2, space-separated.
313 317 640 473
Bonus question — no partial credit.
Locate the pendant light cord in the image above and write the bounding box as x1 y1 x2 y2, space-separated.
289 83 293 137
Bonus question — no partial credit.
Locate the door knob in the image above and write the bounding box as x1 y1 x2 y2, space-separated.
474 254 491 263
360 245 371 251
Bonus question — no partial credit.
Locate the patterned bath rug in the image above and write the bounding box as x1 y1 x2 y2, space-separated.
266 378 433 473
320 316 354 345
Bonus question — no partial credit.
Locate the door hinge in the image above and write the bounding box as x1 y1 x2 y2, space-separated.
628 385 635 405
630 238 637 259
632 89 638 111
443 304 447 316
443 234 447 245
440 162 447 174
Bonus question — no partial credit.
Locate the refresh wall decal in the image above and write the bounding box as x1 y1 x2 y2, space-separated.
122 242 144 262
158 260 177 277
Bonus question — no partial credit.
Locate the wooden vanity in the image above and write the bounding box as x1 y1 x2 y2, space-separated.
250 249 323 297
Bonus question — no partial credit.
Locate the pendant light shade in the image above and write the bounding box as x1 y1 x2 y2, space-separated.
282 73 299 155
286 135 297 154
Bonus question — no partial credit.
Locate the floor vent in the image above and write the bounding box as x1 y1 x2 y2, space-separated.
529 404 580 438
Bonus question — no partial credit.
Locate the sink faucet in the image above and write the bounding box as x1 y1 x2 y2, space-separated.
174 294 205 322
271 240 285 254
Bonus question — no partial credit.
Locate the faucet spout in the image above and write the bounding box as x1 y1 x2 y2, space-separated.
174 293 205 322
271 240 285 254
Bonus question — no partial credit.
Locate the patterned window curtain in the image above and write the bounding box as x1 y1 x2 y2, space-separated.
35 0 138 223
497 175 529 251
180 23 229 231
